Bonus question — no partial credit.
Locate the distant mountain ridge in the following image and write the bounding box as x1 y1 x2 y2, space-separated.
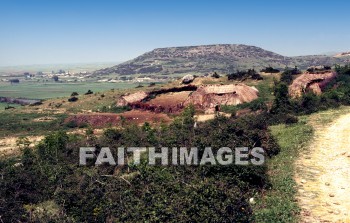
94 44 350 75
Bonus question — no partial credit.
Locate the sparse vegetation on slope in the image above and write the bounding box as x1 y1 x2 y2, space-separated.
2 64 350 222
94 44 350 76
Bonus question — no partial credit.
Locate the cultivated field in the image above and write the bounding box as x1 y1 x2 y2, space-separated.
0 82 139 99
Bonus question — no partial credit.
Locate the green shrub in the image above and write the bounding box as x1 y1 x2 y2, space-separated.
99 105 131 113
65 120 78 128
68 96 78 102
0 107 282 222
85 90 93 95
227 69 263 81
260 67 280 73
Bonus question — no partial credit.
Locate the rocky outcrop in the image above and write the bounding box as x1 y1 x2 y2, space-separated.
116 83 259 114
289 72 337 98
182 74 195 84
116 91 148 106
183 84 259 112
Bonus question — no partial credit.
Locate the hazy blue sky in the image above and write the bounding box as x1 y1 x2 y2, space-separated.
0 0 349 66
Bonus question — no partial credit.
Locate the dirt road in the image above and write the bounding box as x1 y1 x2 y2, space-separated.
296 112 350 222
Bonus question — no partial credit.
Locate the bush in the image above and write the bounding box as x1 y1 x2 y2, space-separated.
68 97 78 102
65 120 78 128
1 107 282 222
85 90 93 95
227 69 263 81
29 101 43 106
335 64 350 75
211 72 220 78
135 84 144 88
266 113 299 125
260 67 280 73
99 105 131 113
270 65 350 121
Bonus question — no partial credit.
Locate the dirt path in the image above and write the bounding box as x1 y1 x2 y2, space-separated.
296 112 350 222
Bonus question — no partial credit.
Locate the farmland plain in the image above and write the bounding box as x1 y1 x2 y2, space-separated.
0 82 140 99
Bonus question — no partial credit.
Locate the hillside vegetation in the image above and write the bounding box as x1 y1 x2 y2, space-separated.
94 44 350 75
2 65 350 222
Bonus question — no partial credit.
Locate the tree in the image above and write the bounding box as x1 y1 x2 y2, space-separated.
71 92 79 97
52 76 59 82
280 69 293 84
10 79 20 84
211 72 220 78
271 82 291 114
260 67 280 73
85 90 93 95
68 97 78 102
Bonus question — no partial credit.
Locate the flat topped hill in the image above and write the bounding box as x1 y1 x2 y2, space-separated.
94 44 350 75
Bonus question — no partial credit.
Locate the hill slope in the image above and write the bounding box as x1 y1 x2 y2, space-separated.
94 44 350 75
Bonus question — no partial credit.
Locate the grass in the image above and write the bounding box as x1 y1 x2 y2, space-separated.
254 105 350 222
0 112 68 137
0 82 139 99
254 119 313 222
0 102 22 110
220 75 275 114
306 106 350 125
221 98 267 114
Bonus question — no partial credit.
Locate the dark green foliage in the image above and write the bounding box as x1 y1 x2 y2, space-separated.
85 89 93 95
307 65 332 73
270 83 291 114
0 113 68 137
246 98 268 111
4 104 16 110
52 75 59 82
99 105 131 113
0 106 280 222
37 131 69 163
71 92 79 97
289 66 302 75
68 96 78 102
270 65 350 122
269 113 299 125
227 69 263 81
279 67 301 85
211 72 220 78
64 120 78 128
221 98 268 115
260 67 280 73
335 64 350 75
10 78 20 83
65 120 88 129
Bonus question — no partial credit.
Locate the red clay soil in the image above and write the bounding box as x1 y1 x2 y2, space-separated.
116 84 259 114
65 110 172 128
128 91 192 114
128 101 184 114
129 91 192 114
